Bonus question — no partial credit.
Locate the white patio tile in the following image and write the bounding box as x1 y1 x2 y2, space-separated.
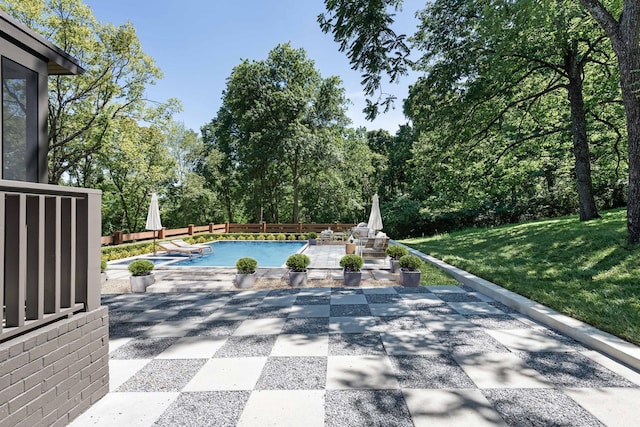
417 314 477 332
260 295 297 307
288 305 330 318
108 359 151 391
486 329 577 352
564 388 640 427
581 350 640 386
108 337 132 353
68 392 178 427
403 389 507 427
447 302 506 315
233 318 286 336
369 303 412 317
330 294 368 305
143 319 196 337
326 355 399 389
155 336 228 359
453 352 552 388
237 390 325 427
183 357 267 391
270 333 329 356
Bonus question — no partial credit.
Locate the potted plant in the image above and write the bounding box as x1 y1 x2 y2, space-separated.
307 232 318 245
285 253 311 286
235 257 258 289
340 254 364 286
398 254 423 287
128 259 155 293
386 245 408 273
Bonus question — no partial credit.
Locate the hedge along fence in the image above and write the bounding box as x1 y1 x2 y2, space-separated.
101 232 313 262
101 222 356 246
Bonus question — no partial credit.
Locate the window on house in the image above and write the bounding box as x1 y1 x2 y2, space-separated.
2 57 38 182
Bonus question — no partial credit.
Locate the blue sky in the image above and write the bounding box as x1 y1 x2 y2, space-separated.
83 0 419 134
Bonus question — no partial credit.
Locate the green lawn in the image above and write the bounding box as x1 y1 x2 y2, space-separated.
401 208 640 345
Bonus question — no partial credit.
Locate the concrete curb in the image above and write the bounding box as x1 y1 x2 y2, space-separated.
393 241 640 371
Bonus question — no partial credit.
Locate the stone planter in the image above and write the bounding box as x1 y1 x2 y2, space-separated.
343 270 362 287
235 272 257 289
390 259 400 273
129 273 154 293
399 269 421 287
289 271 307 287
345 243 356 254
309 238 317 246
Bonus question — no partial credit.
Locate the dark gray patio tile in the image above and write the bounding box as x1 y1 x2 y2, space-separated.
214 335 278 357
165 309 212 322
329 304 372 317
389 355 475 388
459 285 475 292
325 390 412 427
373 316 427 332
225 297 263 306
294 295 331 305
518 352 638 388
109 337 179 359
255 356 327 390
117 359 207 392
465 314 532 329
153 391 250 427
249 305 292 318
153 300 200 310
436 293 482 302
395 286 432 294
186 320 242 337
108 320 158 338
282 317 330 334
364 293 402 304
488 301 519 314
433 331 510 354
329 333 385 356
482 388 605 427
407 303 457 316
107 310 140 323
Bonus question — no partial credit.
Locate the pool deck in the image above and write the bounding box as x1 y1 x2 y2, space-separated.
83 245 640 426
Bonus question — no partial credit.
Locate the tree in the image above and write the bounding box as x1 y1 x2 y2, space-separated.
208 43 350 223
0 0 167 183
578 0 640 243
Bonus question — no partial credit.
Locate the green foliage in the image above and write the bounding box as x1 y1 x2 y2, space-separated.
266 234 276 241
288 234 296 240
398 254 423 271
307 232 318 239
100 259 107 273
276 233 286 240
237 235 246 240
402 209 640 345
340 254 364 272
386 245 408 260
256 235 265 240
286 254 311 272
235 257 258 274
247 235 255 240
101 242 154 261
128 259 154 276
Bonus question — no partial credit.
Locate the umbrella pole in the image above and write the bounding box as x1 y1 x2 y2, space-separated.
153 230 157 255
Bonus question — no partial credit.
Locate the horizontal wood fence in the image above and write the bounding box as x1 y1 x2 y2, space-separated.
101 222 356 246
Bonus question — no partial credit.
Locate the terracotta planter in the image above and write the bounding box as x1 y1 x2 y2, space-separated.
289 271 307 287
345 243 356 254
390 259 400 273
343 270 362 287
129 273 154 293
399 270 421 287
235 272 257 289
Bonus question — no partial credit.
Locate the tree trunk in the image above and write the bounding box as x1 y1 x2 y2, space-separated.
565 50 600 221
292 166 299 223
578 0 640 243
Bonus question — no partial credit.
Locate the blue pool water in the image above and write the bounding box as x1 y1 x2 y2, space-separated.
171 241 307 267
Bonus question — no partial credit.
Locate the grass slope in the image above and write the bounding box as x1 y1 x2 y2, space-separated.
401 208 640 345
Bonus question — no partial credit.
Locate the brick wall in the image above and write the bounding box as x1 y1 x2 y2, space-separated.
0 307 109 427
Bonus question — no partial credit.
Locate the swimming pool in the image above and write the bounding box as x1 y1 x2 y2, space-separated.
170 240 306 267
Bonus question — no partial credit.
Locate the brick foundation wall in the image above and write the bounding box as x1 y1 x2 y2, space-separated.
0 306 109 427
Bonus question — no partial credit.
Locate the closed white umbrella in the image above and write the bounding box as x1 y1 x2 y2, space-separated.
367 193 383 234
146 193 162 255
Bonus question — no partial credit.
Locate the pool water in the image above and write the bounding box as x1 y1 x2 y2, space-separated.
171 240 307 267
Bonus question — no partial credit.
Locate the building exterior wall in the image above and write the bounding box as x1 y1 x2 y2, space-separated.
0 307 109 427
